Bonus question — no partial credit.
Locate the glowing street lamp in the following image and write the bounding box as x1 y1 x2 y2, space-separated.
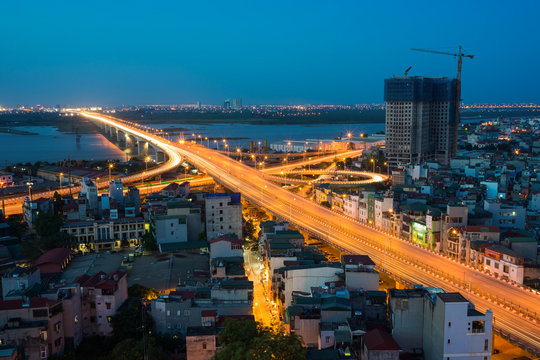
108 163 113 183
370 158 375 172
59 172 64 190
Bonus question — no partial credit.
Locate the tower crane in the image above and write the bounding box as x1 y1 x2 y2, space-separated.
411 46 474 156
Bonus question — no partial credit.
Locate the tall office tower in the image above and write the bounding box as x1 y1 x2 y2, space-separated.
223 99 231 110
109 179 124 207
196 101 201 109
384 76 457 168
232 98 242 110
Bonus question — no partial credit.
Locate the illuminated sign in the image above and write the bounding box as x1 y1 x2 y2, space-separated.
485 248 501 261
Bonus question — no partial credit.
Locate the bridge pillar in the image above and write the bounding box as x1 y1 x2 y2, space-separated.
109 127 118 142
138 140 149 156
156 150 166 162
117 130 128 149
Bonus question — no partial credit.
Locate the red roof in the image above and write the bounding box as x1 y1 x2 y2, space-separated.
341 255 375 266
210 235 243 246
75 270 125 289
35 248 71 267
0 298 58 311
201 310 217 317
364 329 400 351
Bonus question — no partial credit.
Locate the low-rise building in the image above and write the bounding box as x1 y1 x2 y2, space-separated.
209 235 243 260
484 245 525 284
205 193 242 240
75 271 128 337
423 292 492 360
185 326 218 360
341 255 378 292
61 217 145 252
362 328 400 360
0 298 65 360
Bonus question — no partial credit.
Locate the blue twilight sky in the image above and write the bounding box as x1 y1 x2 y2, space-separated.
0 1 539 106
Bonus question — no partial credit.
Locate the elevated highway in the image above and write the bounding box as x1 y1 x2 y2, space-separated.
79 111 540 354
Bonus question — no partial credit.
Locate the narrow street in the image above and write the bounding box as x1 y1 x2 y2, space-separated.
244 248 281 328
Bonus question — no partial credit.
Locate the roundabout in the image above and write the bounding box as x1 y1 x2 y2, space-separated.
264 168 388 185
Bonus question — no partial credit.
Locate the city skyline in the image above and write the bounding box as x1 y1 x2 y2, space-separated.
1 1 539 106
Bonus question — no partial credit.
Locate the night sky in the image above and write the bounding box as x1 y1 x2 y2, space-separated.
1 1 538 106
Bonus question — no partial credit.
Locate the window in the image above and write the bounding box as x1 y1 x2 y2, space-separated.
503 265 509 273
54 322 61 333
167 310 171 316
325 336 331 343
107 316 113 323
184 309 190 316
202 342 207 350
447 339 451 344
484 339 489 351
486 259 491 266
448 322 451 327
494 262 499 269
177 310 181 316
106 303 112 310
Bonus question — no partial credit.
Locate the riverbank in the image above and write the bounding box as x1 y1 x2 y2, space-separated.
0 127 38 135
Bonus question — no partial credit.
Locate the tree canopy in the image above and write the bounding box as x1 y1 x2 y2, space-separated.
213 319 305 360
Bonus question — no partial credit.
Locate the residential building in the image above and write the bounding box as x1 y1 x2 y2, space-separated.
205 193 242 240
61 217 145 252
186 326 218 360
0 298 65 360
108 179 123 207
423 292 492 360
361 328 400 360
80 177 98 215
388 288 425 353
75 271 128 337
484 245 525 284
209 235 243 260
445 226 500 263
483 200 526 230
384 76 457 167
22 197 53 226
341 255 378 292
2 267 41 300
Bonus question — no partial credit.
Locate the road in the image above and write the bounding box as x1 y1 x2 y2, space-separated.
79 111 540 354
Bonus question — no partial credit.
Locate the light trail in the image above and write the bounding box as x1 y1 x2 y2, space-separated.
72 112 540 354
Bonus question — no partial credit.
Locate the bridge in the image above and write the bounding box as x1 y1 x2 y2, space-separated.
78 111 540 354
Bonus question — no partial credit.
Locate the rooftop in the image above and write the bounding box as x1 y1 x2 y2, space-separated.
437 292 468 303
363 328 400 351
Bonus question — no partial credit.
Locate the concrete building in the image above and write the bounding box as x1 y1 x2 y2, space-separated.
75 271 128 337
275 264 341 309
483 200 526 230
151 214 188 251
209 235 243 260
484 245 524 284
446 226 500 263
0 298 65 360
388 288 425 353
186 326 218 360
341 255 379 292
2 267 41 300
80 177 98 215
362 328 400 360
423 292 492 360
22 197 53 226
108 179 124 207
343 194 360 220
232 98 242 110
61 217 146 252
205 193 242 240
384 76 457 167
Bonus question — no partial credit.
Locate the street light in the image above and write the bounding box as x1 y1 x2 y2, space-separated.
370 158 375 172
468 273 480 300
59 172 63 190
109 163 113 183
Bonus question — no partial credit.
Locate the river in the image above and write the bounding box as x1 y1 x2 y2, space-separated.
0 122 386 164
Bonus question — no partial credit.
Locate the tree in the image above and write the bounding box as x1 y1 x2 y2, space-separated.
7 214 28 239
109 338 169 360
53 191 64 215
213 319 305 360
128 284 158 300
141 231 157 251
33 212 64 238
111 301 152 342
